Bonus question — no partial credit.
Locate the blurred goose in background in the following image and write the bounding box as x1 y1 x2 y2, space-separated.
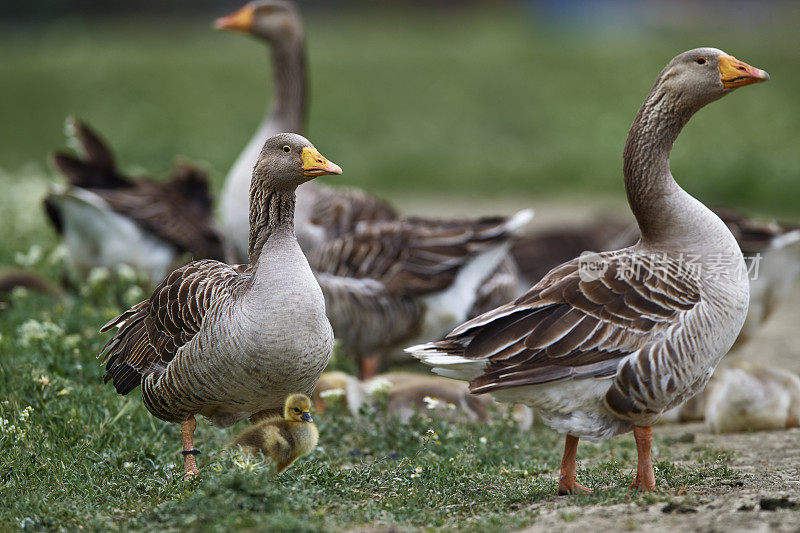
717 210 800 348
99 134 340 479
408 49 768 494
0 270 59 307
215 0 396 260
44 118 225 284
313 371 533 427
311 210 532 378
704 361 800 433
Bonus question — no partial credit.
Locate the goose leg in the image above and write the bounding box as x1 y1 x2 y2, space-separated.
629 425 656 491
181 416 199 480
359 354 381 380
558 434 592 495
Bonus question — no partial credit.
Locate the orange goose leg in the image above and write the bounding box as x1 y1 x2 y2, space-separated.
629 425 656 491
181 416 199 480
359 354 381 380
558 434 592 495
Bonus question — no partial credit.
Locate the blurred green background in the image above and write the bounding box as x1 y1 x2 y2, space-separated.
1 0 799 262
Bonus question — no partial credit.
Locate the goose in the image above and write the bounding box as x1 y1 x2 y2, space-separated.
44 118 225 284
704 361 800 433
98 133 340 479
407 49 768 493
215 0 396 260
716 211 800 348
311 210 532 378
515 209 800 351
232 393 319 474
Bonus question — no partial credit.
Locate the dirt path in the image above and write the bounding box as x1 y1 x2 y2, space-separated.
519 424 800 532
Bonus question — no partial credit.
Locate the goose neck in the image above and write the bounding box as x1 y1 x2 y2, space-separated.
267 36 307 134
623 86 695 245
248 186 297 264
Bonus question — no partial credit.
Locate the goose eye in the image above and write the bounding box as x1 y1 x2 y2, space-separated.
695 57 706 65
282 145 291 153
293 407 300 412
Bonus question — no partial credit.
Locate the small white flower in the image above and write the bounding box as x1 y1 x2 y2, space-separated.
479 436 488 444
366 377 391 395
10 287 28 300
47 244 67 266
14 245 42 267
423 396 440 410
319 388 345 400
123 285 145 305
18 406 33 421
36 376 50 386
116 264 137 284
87 266 111 287
410 466 423 479
18 319 63 347
447 402 456 411
123 462 133 469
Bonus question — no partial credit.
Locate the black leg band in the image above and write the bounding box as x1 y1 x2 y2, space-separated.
181 449 201 456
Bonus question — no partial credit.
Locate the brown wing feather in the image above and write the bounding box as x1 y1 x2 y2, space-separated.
98 260 248 394
427 251 701 394
309 216 516 297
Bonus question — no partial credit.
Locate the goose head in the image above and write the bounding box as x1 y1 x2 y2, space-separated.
655 48 769 110
284 393 313 422
254 133 341 190
215 1 303 44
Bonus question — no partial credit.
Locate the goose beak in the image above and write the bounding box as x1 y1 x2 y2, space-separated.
719 55 769 88
301 411 313 422
301 147 342 177
215 5 256 32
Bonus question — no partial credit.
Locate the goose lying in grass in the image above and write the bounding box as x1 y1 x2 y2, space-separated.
232 393 318 474
313 371 533 428
704 361 800 433
99 133 340 479
311 210 532 378
215 0 396 259
44 118 225 284
408 49 768 493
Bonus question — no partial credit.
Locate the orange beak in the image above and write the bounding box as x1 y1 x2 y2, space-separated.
718 55 770 88
301 147 342 177
214 5 256 32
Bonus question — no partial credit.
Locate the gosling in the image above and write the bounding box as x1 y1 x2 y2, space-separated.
232 394 318 474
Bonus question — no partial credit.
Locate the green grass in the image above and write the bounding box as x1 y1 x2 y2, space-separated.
1 8 799 218
0 5 792 531
0 272 741 531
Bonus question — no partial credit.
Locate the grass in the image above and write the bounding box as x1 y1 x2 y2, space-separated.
0 251 742 530
0 271 742 531
0 4 792 531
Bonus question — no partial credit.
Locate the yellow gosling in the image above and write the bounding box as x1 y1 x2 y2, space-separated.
232 394 318 474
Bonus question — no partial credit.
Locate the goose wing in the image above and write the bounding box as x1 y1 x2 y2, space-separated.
49 118 225 260
411 250 702 396
98 259 249 394
95 164 226 260
309 213 528 297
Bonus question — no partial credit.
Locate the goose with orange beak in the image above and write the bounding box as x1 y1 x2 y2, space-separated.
407 48 769 494
99 133 340 480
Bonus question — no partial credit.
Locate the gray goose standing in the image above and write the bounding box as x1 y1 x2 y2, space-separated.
44 118 225 284
310 210 531 378
215 0 396 260
99 133 340 479
408 49 768 493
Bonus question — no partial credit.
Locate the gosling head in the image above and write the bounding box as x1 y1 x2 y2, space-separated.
284 393 313 423
253 133 341 190
215 1 303 45
655 48 769 110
